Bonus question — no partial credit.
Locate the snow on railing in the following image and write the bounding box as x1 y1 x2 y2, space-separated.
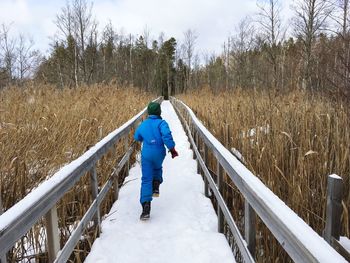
170 97 347 263
0 97 162 263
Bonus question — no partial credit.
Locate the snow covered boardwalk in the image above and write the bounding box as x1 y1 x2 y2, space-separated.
85 101 235 263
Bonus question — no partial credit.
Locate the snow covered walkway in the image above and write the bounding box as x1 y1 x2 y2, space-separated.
85 101 235 263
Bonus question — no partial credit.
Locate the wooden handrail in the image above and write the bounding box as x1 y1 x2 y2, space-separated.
0 97 162 263
170 97 347 263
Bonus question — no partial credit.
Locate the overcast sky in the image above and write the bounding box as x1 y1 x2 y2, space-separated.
0 0 294 56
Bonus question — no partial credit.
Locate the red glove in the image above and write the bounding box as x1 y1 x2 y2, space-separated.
169 148 179 159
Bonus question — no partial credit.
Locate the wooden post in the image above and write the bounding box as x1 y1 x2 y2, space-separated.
193 130 197 161
196 132 201 175
226 124 230 147
189 123 193 150
45 206 60 263
0 253 6 263
203 144 209 197
324 174 343 243
217 159 224 233
114 174 120 201
90 166 101 233
0 192 7 263
112 142 119 201
245 200 256 257
124 136 130 176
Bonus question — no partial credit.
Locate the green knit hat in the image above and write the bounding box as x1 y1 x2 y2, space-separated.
147 102 161 116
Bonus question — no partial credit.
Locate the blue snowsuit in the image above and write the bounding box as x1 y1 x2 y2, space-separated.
134 115 175 204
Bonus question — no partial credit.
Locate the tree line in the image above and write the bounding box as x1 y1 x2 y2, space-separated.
0 0 349 99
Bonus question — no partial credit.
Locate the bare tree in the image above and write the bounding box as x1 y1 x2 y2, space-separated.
232 17 255 54
101 21 116 79
55 2 78 86
257 0 283 46
256 0 284 88
55 2 74 39
328 0 350 97
222 37 232 90
73 0 96 82
292 0 334 90
182 29 198 90
16 34 41 80
0 24 17 82
55 0 97 86
339 0 349 36
230 16 256 88
338 0 350 96
142 25 151 48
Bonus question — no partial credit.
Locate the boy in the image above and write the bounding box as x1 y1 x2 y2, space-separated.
134 102 178 220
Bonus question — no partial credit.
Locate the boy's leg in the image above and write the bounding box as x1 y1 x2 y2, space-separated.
153 154 165 183
152 154 165 197
140 156 153 204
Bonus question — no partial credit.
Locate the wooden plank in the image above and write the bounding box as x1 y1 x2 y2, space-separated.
324 175 343 243
45 206 60 263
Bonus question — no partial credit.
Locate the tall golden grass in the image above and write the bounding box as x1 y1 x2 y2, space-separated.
0 83 153 262
179 87 350 262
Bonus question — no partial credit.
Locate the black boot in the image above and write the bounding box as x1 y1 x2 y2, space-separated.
152 180 160 197
140 201 151 220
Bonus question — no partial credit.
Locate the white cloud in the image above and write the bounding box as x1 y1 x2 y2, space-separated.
93 0 260 54
0 0 296 56
0 0 32 26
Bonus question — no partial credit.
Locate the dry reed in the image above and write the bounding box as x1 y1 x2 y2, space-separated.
179 87 350 262
0 83 153 262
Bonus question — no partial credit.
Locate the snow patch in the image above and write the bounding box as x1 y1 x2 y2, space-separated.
340 236 350 253
329 174 342 180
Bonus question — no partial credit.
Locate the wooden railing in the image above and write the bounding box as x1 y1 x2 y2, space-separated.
170 97 347 263
0 97 162 263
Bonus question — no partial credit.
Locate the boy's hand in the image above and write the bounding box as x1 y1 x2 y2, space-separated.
170 148 179 159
